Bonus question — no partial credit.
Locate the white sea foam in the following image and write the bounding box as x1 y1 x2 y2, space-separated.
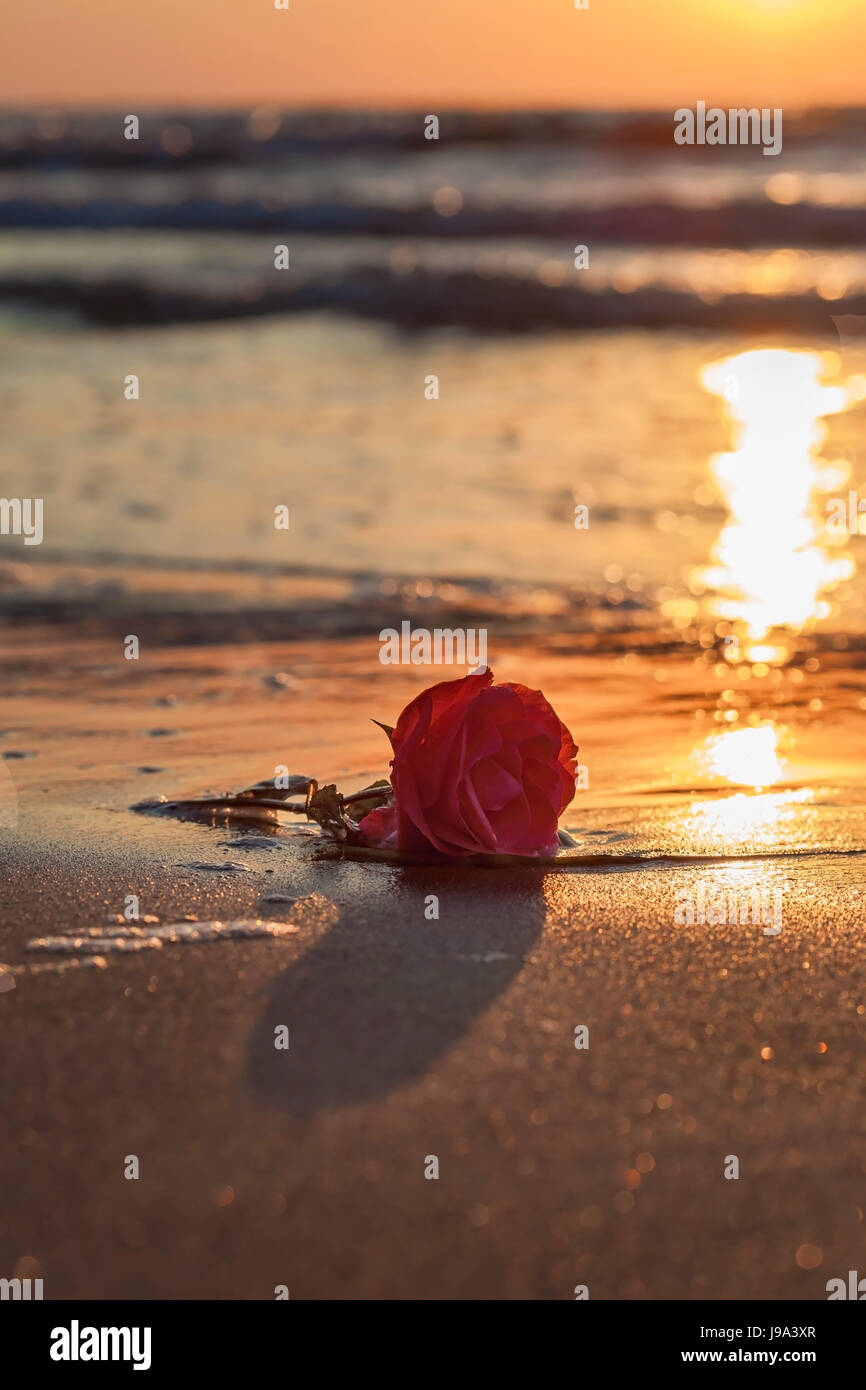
26 919 302 955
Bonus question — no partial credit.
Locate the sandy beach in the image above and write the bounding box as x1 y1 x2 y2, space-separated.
3 578 866 1300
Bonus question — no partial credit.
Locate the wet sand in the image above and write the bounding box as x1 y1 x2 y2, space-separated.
3 595 866 1299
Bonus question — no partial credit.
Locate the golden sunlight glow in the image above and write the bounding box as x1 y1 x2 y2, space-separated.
698 349 855 641
701 724 785 787
684 786 813 846
739 643 789 665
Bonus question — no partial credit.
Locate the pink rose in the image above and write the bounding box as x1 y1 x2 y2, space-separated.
359 669 578 858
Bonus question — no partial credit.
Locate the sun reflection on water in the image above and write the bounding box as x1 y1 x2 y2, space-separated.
697 348 856 644
700 724 784 788
683 787 813 848
684 724 809 847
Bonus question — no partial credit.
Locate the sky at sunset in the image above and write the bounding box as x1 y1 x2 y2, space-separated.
3 0 865 109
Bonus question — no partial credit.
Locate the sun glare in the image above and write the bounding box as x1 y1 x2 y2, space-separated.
683 786 813 845
686 724 814 846
697 349 855 642
701 725 784 788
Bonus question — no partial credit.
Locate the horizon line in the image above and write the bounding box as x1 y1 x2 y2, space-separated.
3 100 864 114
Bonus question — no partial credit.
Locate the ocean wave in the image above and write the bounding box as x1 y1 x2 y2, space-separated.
2 261 863 333
3 107 866 162
3 195 866 245
3 552 865 657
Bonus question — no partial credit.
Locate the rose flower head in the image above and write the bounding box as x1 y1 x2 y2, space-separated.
359 669 578 858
